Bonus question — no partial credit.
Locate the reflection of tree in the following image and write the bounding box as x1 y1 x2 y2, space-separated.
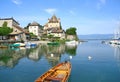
0 43 75 68
0 48 26 68
65 45 77 56
0 55 12 64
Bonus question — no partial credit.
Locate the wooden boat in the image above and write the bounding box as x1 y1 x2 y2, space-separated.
0 45 8 48
35 61 71 82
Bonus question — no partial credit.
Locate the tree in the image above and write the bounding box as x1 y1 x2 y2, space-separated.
24 23 31 29
0 22 13 40
29 32 37 38
66 27 76 35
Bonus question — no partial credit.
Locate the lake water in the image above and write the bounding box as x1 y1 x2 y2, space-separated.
0 40 120 82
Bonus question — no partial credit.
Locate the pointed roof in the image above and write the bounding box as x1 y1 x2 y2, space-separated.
48 15 60 23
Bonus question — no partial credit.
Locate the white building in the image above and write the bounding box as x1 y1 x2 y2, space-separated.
28 22 43 39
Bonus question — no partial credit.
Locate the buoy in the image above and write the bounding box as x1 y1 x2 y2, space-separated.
51 54 54 57
69 56 72 59
88 56 92 60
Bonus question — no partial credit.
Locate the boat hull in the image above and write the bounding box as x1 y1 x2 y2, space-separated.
35 61 71 82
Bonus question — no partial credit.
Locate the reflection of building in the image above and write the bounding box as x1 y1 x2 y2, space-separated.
39 44 66 67
46 53 61 67
47 44 65 54
28 47 40 61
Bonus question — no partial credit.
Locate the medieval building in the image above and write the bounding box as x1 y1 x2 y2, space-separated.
44 15 65 39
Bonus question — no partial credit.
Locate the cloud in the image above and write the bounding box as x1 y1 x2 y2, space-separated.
12 0 22 5
100 0 106 4
97 0 106 10
69 10 76 16
45 8 57 15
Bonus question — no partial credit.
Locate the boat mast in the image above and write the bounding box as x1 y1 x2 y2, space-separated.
118 21 120 39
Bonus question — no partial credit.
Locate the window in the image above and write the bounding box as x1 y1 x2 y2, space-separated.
15 30 17 32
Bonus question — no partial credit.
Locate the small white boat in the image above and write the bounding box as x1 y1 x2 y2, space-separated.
109 25 120 45
11 43 25 47
25 42 37 47
65 40 78 46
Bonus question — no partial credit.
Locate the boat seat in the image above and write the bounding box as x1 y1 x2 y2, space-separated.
45 77 62 81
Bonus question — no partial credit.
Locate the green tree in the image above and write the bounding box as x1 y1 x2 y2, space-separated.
66 27 76 35
0 22 13 40
30 32 37 38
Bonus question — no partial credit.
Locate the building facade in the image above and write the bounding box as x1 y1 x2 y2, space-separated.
28 22 43 39
44 15 65 39
0 18 27 41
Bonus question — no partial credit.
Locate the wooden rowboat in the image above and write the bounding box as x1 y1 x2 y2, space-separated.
35 61 71 82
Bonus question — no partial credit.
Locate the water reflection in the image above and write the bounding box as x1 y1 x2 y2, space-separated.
65 44 78 56
109 44 120 72
0 43 79 68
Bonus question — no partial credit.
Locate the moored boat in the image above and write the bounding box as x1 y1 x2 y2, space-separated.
10 43 25 47
35 61 71 82
65 40 78 46
0 45 8 48
47 42 59 45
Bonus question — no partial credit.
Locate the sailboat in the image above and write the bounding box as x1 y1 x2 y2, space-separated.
109 24 120 45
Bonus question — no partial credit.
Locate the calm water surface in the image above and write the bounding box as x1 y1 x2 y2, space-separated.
0 40 120 82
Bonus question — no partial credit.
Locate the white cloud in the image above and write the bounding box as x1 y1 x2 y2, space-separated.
97 0 106 10
69 10 76 16
45 8 57 15
100 0 106 4
12 0 22 5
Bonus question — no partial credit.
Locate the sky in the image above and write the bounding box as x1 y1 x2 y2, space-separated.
0 0 120 35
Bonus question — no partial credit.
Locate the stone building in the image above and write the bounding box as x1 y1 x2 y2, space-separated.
0 18 27 41
44 15 65 39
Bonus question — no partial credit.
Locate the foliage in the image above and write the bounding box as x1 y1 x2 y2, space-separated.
66 27 77 35
38 24 44 30
47 34 54 39
29 32 37 38
0 22 13 36
24 23 30 29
